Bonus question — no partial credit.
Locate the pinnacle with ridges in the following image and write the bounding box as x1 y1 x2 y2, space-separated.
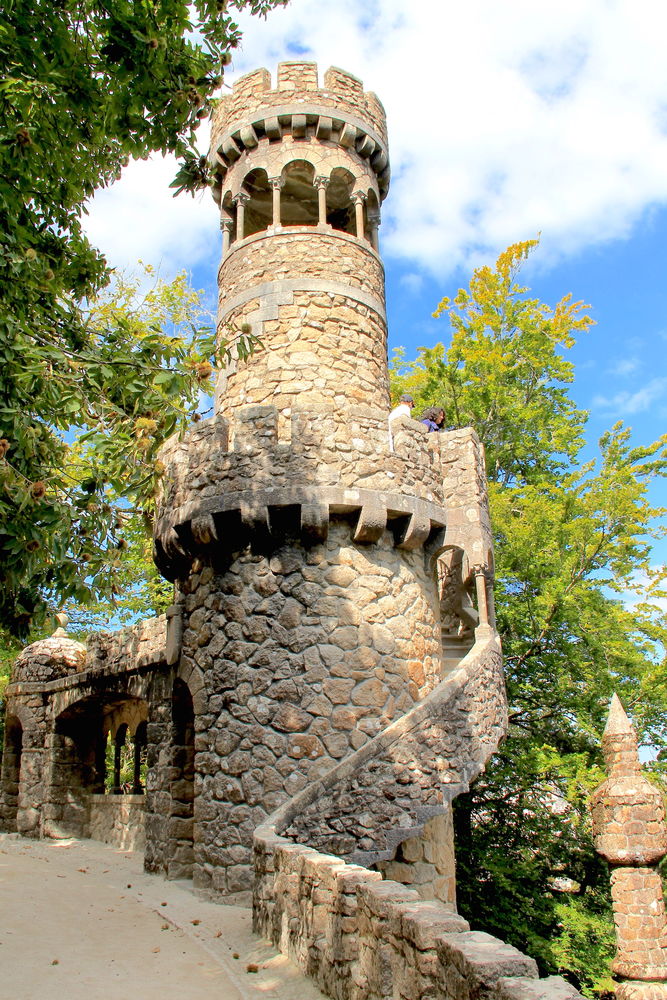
604 693 634 737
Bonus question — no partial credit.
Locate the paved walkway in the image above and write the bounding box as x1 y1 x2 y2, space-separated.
0 833 326 1000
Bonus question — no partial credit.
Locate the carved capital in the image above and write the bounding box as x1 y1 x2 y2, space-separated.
351 190 367 205
268 176 285 191
233 191 250 207
314 175 330 191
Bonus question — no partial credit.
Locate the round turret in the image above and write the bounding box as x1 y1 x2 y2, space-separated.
12 617 86 685
208 63 391 421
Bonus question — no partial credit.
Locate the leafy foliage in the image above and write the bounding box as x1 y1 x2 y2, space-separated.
391 240 667 995
0 0 285 635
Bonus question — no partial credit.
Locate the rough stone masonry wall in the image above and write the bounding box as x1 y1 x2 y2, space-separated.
177 522 443 897
88 794 146 851
216 233 388 418
278 634 505 863
156 406 445 517
252 836 581 1000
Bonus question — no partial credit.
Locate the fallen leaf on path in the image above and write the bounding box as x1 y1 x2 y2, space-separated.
191 919 200 925
246 963 259 973
152 947 160 954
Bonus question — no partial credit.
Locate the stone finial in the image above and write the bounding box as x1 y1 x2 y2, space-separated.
591 695 667 998
53 611 68 637
602 693 641 776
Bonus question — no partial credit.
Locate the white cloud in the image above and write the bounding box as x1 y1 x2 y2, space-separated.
84 154 219 279
606 358 642 377
399 272 425 295
592 376 667 414
83 0 667 280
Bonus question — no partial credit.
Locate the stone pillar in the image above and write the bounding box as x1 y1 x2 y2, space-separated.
315 175 329 225
591 694 667 1000
368 210 380 251
269 177 283 227
474 567 490 627
352 190 366 239
221 216 233 255
234 192 249 241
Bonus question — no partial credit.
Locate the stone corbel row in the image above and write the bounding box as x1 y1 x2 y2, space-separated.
153 487 448 582
212 111 390 196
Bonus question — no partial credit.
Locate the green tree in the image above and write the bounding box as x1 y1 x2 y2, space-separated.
0 0 285 635
391 240 667 996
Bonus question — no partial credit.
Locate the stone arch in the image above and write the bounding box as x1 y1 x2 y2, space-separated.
326 167 356 234
280 159 317 226
223 144 373 200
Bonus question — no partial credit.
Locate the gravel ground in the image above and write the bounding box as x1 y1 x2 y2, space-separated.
0 833 326 1000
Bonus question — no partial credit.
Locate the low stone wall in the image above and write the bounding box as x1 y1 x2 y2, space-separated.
253 832 581 1000
89 795 146 851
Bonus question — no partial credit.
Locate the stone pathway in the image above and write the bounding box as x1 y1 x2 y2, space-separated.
0 833 326 1000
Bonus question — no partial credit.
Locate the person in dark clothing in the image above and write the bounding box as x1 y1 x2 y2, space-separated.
420 405 445 432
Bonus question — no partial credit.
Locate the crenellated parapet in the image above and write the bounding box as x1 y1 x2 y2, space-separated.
153 407 493 586
210 63 389 202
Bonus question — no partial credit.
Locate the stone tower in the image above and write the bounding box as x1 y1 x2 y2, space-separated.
591 695 667 1000
151 62 500 899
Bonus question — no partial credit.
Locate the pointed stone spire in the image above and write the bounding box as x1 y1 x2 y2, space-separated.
591 696 667 1000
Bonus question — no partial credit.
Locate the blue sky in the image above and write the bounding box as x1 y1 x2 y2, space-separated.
84 0 667 571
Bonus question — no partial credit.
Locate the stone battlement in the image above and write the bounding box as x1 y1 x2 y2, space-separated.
213 62 387 148
210 62 389 202
153 408 492 583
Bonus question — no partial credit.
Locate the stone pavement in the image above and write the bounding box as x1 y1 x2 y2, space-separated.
0 833 326 1000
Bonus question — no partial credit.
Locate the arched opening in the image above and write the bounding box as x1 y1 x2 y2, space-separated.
1 716 23 832
280 159 318 227
167 678 195 880
112 722 129 794
242 167 272 236
326 167 356 234
437 548 477 674
133 720 147 794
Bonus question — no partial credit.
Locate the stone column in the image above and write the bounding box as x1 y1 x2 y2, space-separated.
113 733 123 794
474 566 490 627
591 694 667 1000
368 209 380 251
269 177 283 227
352 190 366 239
315 175 329 225
220 216 233 255
234 192 249 241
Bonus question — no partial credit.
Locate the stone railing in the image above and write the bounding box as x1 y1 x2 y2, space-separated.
252 631 582 1000
261 630 505 866
253 830 579 1000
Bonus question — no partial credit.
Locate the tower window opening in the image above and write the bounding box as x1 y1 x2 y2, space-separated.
280 160 318 227
326 168 356 235
242 168 272 237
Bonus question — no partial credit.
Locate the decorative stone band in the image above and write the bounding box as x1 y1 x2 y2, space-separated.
210 105 390 198
153 486 448 582
217 272 387 328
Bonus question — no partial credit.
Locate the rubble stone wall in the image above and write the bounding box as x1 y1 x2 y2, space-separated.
177 523 444 897
253 834 580 1000
216 236 388 416
89 794 146 851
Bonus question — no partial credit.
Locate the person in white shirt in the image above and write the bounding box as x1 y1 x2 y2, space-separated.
388 393 415 451
388 393 415 422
